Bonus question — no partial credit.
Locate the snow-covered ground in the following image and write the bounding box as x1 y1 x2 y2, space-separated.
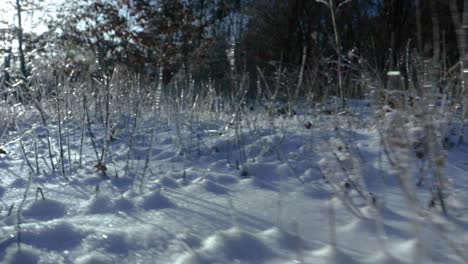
0 102 467 264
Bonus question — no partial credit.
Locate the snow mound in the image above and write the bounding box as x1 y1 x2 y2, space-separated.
176 227 275 264
199 178 230 194
308 245 359 264
113 196 136 212
259 227 303 251
139 190 175 210
176 232 202 250
156 175 180 188
86 195 117 214
205 173 239 185
22 222 85 251
76 252 113 264
365 251 405 264
2 244 41 264
244 162 280 182
22 199 67 221
86 194 135 214
84 231 131 255
9 178 27 188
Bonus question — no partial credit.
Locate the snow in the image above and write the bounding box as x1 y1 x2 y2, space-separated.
22 199 67 221
3 245 41 264
0 102 467 264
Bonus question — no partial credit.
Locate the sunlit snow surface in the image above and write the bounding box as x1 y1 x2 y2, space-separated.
0 103 467 264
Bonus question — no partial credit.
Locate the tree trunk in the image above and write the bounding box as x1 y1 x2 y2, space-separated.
430 0 441 87
2 47 11 92
16 0 28 81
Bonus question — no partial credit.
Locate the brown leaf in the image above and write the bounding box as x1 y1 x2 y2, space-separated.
94 163 107 173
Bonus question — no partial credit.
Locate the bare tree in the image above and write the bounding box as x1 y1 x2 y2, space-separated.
315 0 354 107
449 0 468 144
15 0 28 81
